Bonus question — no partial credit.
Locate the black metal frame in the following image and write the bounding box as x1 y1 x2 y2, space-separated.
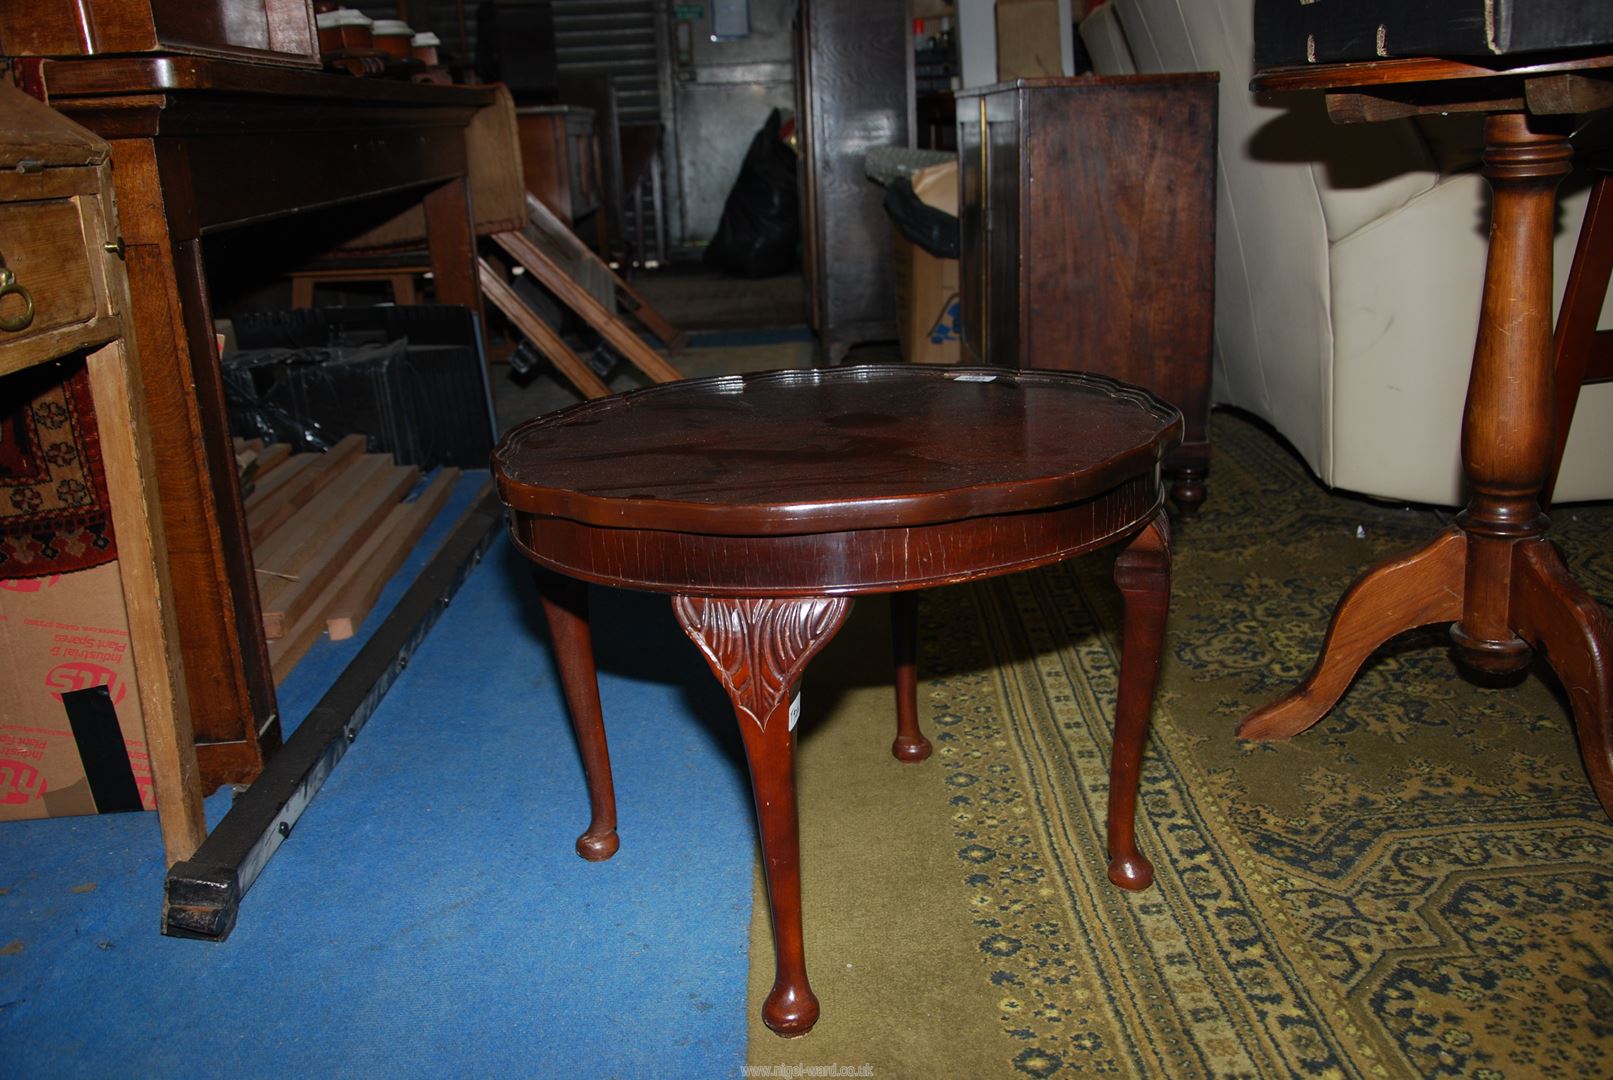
163 489 503 940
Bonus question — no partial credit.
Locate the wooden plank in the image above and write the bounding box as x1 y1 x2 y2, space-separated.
242 448 316 511
326 467 461 640
522 192 688 353
252 442 291 478
85 337 207 866
492 228 684 385
265 471 459 681
616 277 689 355
254 454 392 606
478 257 612 399
246 433 365 548
259 459 417 637
266 516 398 682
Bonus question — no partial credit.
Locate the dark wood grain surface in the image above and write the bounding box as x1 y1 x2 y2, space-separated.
1252 52 1613 93
497 365 1181 533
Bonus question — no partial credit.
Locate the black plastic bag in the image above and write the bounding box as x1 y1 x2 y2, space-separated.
704 108 800 278
882 177 959 259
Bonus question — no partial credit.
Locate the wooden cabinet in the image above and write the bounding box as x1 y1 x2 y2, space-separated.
0 0 318 66
794 0 910 363
27 56 493 793
517 106 602 229
0 83 204 865
957 75 1218 515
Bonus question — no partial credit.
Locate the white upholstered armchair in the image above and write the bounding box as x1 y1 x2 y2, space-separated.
1080 0 1613 505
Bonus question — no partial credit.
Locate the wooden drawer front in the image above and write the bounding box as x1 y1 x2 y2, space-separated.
0 199 99 344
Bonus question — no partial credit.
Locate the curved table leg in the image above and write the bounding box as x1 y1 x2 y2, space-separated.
535 570 620 861
890 591 932 762
673 594 852 1038
1237 527 1468 740
1512 539 1613 818
1107 512 1171 890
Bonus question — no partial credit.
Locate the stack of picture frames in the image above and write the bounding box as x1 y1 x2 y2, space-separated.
480 193 688 399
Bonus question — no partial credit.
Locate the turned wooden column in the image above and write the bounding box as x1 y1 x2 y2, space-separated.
1450 113 1572 674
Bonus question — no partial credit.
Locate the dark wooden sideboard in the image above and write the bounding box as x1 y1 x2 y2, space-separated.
19 55 494 791
956 75 1218 516
516 105 603 232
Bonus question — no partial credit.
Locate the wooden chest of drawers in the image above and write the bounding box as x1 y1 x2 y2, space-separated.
956 75 1218 516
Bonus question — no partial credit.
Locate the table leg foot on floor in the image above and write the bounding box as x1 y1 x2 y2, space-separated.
762 983 821 1038
576 829 620 861
890 592 931 762
892 734 932 762
1237 527 1468 741
1513 538 1613 819
675 594 850 1037
1107 853 1155 891
1106 513 1171 892
536 570 622 861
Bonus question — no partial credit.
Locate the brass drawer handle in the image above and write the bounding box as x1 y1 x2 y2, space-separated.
0 267 35 332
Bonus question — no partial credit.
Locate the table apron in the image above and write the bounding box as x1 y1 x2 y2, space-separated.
508 475 1163 596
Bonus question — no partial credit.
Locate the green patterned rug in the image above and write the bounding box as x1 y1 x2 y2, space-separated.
747 409 1613 1078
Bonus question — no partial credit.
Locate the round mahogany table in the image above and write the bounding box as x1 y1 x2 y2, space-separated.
494 364 1182 1036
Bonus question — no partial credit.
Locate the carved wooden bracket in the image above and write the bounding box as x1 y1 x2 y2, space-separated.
672 595 852 730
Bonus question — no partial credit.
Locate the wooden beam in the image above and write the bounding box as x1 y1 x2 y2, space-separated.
243 448 316 511
85 338 207 866
523 192 689 353
246 434 365 548
260 462 419 639
254 455 392 607
478 257 612 399
492 228 683 385
326 467 460 640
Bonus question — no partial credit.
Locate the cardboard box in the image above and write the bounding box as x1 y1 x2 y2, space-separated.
892 158 962 365
0 561 154 820
996 0 1074 80
894 232 962 365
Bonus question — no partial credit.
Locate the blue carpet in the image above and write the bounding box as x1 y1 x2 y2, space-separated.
0 473 756 1077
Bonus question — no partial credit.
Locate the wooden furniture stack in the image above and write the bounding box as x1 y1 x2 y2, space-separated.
516 105 604 245
956 75 1218 517
0 82 204 866
4 6 496 794
794 0 911 363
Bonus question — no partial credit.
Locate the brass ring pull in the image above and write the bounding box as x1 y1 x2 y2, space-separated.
0 267 35 332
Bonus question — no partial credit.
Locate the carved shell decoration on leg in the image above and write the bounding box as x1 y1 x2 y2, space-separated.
673 595 852 729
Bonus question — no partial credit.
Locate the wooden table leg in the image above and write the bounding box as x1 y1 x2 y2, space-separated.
1512 540 1613 816
673 594 852 1037
1107 511 1171 890
535 570 619 860
889 591 932 762
1237 528 1467 739
1237 114 1613 817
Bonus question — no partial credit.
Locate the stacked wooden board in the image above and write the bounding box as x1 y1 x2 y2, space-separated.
236 435 461 682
